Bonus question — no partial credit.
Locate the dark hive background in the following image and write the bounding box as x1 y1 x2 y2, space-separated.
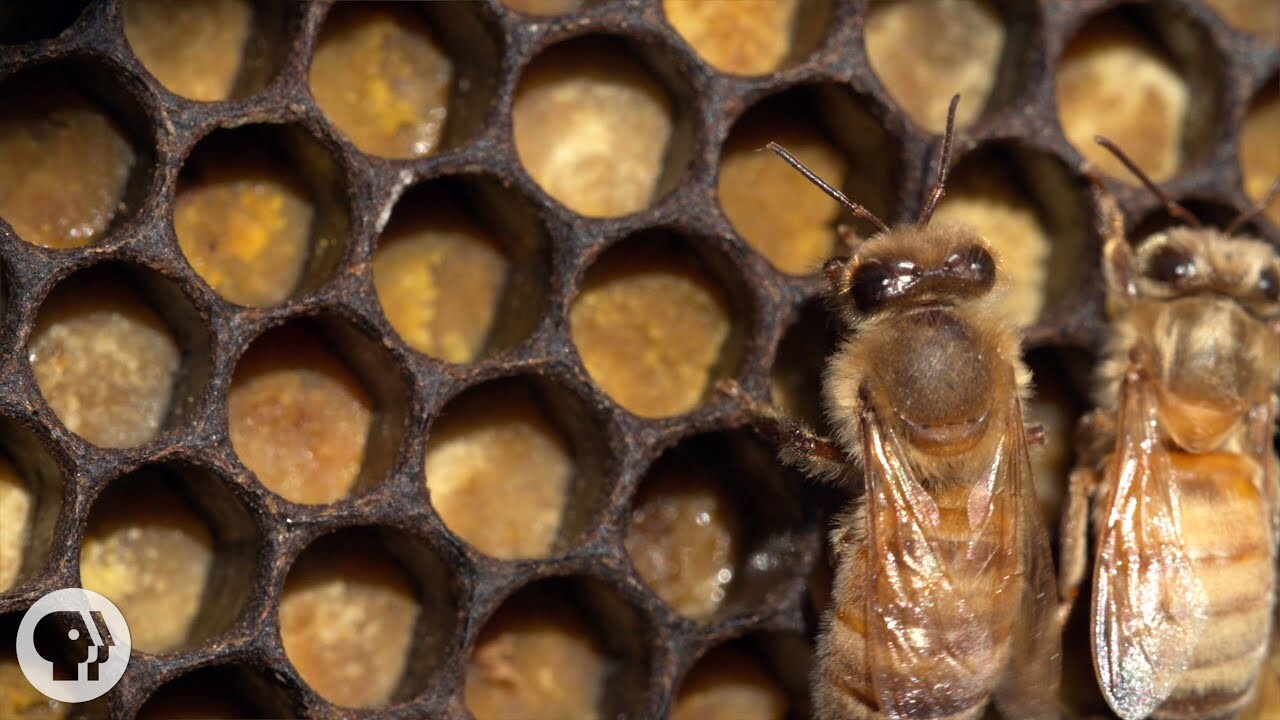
0 0 1277 718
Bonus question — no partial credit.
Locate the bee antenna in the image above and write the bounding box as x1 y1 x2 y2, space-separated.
1224 177 1280 236
918 94 961 225
765 142 890 235
1094 136 1201 229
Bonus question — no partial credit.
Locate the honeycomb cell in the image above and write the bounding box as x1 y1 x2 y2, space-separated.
426 377 608 560
465 578 649 720
174 124 347 307
1205 0 1280 45
625 431 808 619
80 463 257 654
502 0 586 16
672 642 792 720
137 664 298 720
0 458 27 593
0 67 140 249
864 0 1005 132
29 266 189 449
513 36 680 218
122 0 255 101
0 1 87 44
228 322 377 505
0 420 63 594
665 0 830 76
279 528 456 709
719 86 898 274
770 303 838 436
309 1 452 158
1056 8 1200 183
932 143 1091 328
1133 198 1258 239
373 177 548 364
570 233 741 418
1241 79 1280 227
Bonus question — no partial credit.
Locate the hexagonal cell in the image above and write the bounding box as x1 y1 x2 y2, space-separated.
425 376 610 560
0 1 87 44
718 86 899 274
625 431 808 620
29 263 210 449
1242 77 1280 227
309 1 499 159
0 612 70 719
570 232 746 418
174 123 348 307
663 0 832 76
228 317 407 505
79 462 256 655
769 303 839 437
278 527 457 710
1056 6 1219 184
373 175 549 364
502 0 588 16
0 62 153 249
513 35 694 218
672 635 811 720
931 142 1092 327
465 577 649 720
865 0 1026 132
0 419 63 594
122 0 288 101
1204 0 1280 45
137 663 301 719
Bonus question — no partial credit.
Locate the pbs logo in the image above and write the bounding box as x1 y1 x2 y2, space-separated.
16 588 131 703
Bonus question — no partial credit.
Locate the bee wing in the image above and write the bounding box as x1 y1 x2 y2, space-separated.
862 402 1025 719
993 397 1062 720
1091 369 1209 720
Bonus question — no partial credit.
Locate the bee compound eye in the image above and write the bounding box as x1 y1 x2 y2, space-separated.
851 261 894 312
945 245 995 286
1258 267 1280 302
1144 245 1196 285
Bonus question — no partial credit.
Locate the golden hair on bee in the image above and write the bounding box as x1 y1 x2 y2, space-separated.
1058 137 1280 720
727 96 1060 720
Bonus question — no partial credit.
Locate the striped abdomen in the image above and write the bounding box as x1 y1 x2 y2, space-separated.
1152 451 1276 720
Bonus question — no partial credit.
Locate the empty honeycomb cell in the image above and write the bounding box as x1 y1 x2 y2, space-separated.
570 232 743 418
664 0 831 76
502 0 587 16
79 462 257 654
123 0 263 102
672 637 811 720
512 36 684 218
0 420 63 594
625 431 809 620
174 124 347 307
137 664 299 720
770 303 839 436
718 86 899 274
932 143 1092 328
1205 0 1280 45
465 577 650 720
1056 7 1213 184
373 176 549 364
1241 78 1280 226
229 319 402 506
309 1 467 159
279 527 457 709
0 65 144 249
0 2 87 44
28 264 205 449
425 376 609 560
864 0 1007 132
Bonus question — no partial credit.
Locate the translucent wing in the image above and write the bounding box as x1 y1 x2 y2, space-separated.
862 400 1025 719
1092 369 1208 720
993 397 1063 720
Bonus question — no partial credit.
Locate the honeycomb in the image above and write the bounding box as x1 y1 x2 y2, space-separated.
0 1 1276 718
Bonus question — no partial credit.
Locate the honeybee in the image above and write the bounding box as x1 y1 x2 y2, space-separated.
1057 139 1280 720
725 97 1061 719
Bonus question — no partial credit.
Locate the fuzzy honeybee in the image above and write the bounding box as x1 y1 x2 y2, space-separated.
726 97 1060 719
1057 139 1280 720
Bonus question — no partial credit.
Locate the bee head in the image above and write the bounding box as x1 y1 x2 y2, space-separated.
1127 229 1280 317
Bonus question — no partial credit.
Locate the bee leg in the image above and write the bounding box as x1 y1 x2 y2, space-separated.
717 379 849 482
1057 466 1095 629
